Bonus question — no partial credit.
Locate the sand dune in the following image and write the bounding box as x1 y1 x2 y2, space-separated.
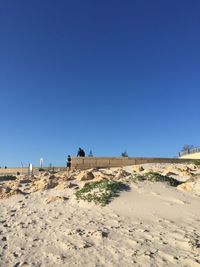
0 163 200 267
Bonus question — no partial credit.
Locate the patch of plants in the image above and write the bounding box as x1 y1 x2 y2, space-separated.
193 160 200 167
39 168 45 172
131 172 182 187
75 179 129 206
0 175 17 182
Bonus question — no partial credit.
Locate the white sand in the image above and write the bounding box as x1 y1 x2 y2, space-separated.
0 164 200 267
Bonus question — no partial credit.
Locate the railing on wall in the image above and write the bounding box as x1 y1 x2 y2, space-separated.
179 147 200 157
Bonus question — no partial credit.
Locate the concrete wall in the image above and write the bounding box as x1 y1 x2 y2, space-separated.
180 152 200 160
0 157 197 176
71 157 196 169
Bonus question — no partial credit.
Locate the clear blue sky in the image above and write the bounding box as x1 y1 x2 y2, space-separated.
0 0 200 166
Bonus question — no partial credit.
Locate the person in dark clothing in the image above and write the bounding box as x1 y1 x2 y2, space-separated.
67 155 71 171
77 148 85 157
81 149 85 157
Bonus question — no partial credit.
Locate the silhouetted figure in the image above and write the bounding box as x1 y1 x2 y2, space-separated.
67 155 71 170
77 148 85 157
4 166 7 169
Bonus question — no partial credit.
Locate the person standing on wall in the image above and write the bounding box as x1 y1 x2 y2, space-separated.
77 148 85 157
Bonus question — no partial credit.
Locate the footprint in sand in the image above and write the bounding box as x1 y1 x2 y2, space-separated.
3 244 8 250
10 209 17 213
151 192 161 196
169 199 186 205
13 252 19 258
13 262 20 267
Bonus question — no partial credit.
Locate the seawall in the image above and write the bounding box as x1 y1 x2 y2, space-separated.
0 157 197 176
71 157 196 169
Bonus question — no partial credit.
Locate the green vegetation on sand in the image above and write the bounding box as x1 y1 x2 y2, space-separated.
75 179 129 206
193 160 200 166
132 172 182 186
0 175 17 182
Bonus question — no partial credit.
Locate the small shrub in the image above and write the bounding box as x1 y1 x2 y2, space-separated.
0 175 17 182
75 179 129 206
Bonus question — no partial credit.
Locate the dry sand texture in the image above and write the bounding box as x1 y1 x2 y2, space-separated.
0 163 200 267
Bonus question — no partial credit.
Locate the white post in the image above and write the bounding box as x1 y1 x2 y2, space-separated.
40 158 43 169
29 163 33 176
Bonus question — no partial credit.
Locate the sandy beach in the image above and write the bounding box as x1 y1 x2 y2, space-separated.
2 1 200 266
0 163 200 267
